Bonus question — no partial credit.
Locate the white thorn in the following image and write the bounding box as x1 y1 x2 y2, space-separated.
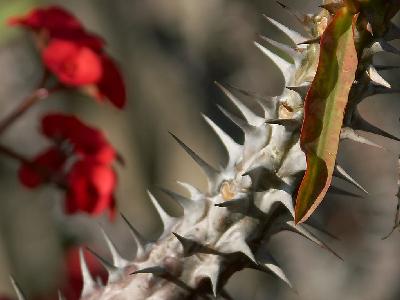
259 35 302 67
285 221 342 260
333 164 368 194
86 247 121 284
147 190 177 238
176 181 202 200
256 251 292 288
120 213 146 258
170 132 219 180
195 259 221 296
366 65 391 88
254 42 293 86
217 105 254 133
10 276 26 300
202 114 242 166
215 82 264 126
100 227 129 268
159 187 197 213
216 230 256 263
263 15 307 45
58 290 66 300
79 248 97 298
340 127 385 149
363 39 400 58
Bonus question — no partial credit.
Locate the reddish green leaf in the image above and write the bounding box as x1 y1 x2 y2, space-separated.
294 7 358 224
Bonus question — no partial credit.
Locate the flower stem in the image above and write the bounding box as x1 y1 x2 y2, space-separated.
0 143 30 164
0 88 50 135
0 143 67 189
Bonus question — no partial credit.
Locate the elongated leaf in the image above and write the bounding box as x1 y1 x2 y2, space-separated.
295 8 358 224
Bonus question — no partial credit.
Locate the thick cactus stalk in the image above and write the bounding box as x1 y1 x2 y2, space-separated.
11 1 400 300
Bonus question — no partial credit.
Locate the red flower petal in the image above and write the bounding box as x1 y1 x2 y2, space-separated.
18 147 66 188
70 127 116 164
42 39 102 86
65 160 116 218
8 6 82 31
96 55 126 109
8 6 105 51
41 113 82 140
41 113 116 164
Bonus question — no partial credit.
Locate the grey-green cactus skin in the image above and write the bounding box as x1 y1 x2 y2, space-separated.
12 2 400 300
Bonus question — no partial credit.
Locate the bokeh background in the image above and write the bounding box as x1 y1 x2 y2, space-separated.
0 0 399 299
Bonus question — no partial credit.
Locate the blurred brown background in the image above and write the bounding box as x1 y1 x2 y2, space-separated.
0 0 399 299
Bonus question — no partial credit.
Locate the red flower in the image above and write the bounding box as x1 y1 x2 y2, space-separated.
96 55 127 109
42 39 102 86
18 147 66 188
8 6 126 109
65 159 116 219
8 6 83 34
18 113 118 219
41 113 116 164
41 113 81 140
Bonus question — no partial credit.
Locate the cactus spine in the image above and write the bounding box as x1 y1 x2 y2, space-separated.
13 1 400 299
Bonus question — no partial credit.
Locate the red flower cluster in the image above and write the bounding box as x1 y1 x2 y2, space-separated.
8 6 126 108
18 114 118 219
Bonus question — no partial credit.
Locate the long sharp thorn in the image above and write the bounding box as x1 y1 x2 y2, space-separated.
79 248 97 298
262 15 307 45
158 187 196 213
224 82 272 101
259 35 301 65
329 185 363 198
297 36 321 45
147 190 176 237
363 40 400 58
286 85 310 97
215 82 264 125
284 221 343 260
256 251 292 288
217 105 253 133
333 164 368 194
100 227 128 268
352 111 400 142
176 181 202 199
304 219 339 240
169 132 219 179
86 247 121 283
254 42 293 86
131 266 166 276
217 234 256 263
202 114 242 164
58 290 66 300
120 213 146 258
367 65 391 88
172 232 219 256
10 276 26 300
340 127 385 150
